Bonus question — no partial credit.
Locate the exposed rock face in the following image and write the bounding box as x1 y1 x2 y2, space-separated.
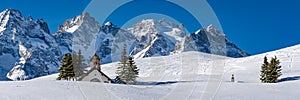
55 16 249 64
182 25 249 57
128 19 249 58
0 9 61 80
95 22 136 64
128 19 187 59
54 12 100 63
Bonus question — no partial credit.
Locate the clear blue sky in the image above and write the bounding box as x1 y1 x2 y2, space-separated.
1 0 300 55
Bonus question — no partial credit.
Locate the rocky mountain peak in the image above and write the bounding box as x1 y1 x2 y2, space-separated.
129 19 187 41
0 9 61 80
104 21 113 26
203 24 225 37
58 12 99 33
2 9 23 18
0 9 24 32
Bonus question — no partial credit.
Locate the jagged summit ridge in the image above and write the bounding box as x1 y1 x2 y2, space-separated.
58 12 97 33
182 24 249 57
128 19 187 59
0 9 61 80
54 11 100 63
0 9 24 33
54 16 249 62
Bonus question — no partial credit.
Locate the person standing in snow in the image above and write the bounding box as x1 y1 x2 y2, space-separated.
231 74 235 82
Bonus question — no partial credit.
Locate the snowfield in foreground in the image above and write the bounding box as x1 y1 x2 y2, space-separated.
1 44 300 100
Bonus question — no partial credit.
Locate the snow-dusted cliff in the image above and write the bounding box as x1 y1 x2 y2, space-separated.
0 9 61 80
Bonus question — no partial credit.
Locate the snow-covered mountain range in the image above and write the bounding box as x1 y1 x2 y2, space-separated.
0 9 61 81
0 9 248 80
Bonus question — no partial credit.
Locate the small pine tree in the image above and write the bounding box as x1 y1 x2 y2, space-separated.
57 53 73 80
268 56 282 83
65 54 75 81
260 56 282 83
72 50 86 80
116 45 128 83
116 45 139 85
126 57 139 84
120 45 128 67
260 56 269 83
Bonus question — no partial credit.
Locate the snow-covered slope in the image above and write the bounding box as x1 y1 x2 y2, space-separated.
0 9 61 80
0 44 299 99
213 44 300 100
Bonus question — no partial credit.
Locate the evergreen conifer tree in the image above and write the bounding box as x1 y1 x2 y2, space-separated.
126 57 139 84
72 50 86 80
57 53 73 80
260 56 268 83
260 56 282 83
268 56 282 83
116 45 128 83
116 45 139 85
65 54 75 80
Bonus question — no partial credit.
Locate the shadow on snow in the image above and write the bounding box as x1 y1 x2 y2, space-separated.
277 76 300 83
